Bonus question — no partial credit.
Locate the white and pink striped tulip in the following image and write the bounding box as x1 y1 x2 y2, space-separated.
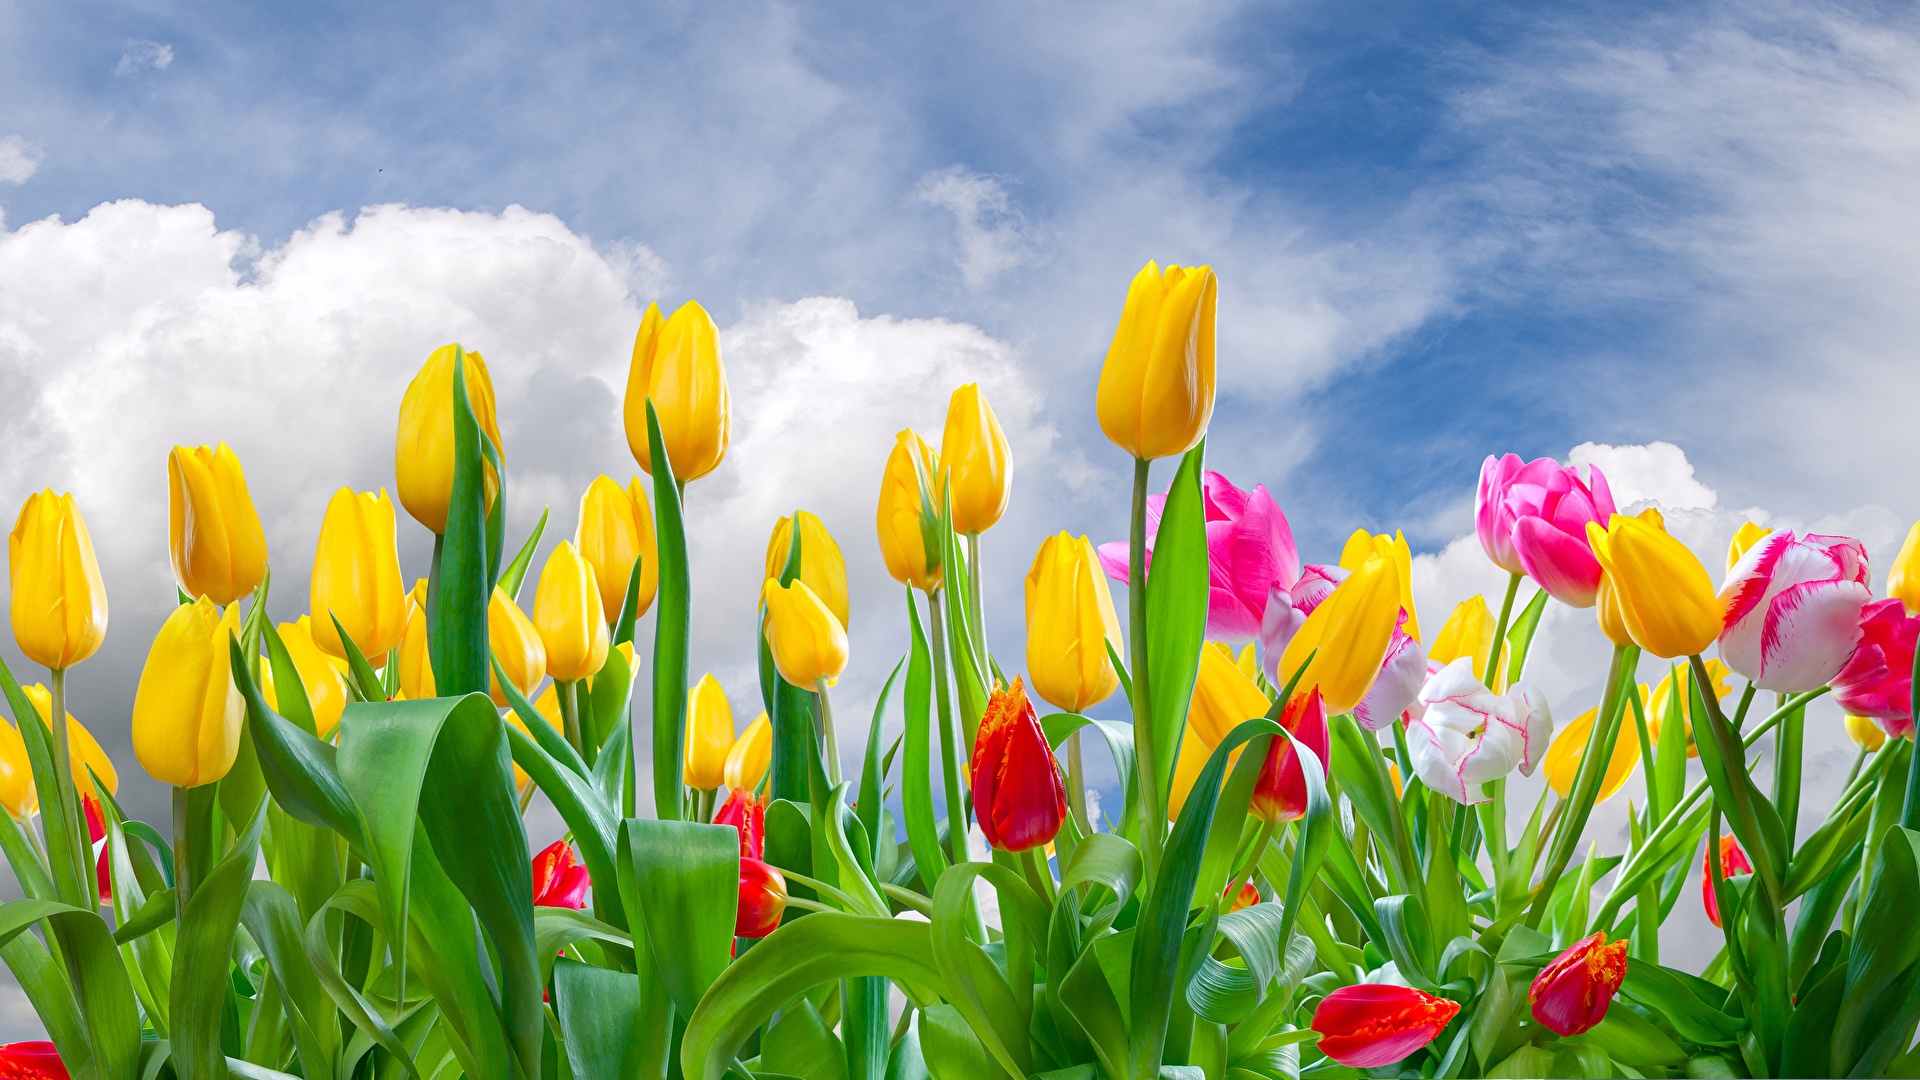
1406 658 1553 805
1717 531 1871 693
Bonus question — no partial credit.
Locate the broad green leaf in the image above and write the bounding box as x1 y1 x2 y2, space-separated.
171 804 265 1080
554 957 642 1080
230 640 364 847
428 348 495 695
303 879 421 1078
503 723 624 929
901 589 949 888
646 402 692 820
241 882 336 1080
586 641 636 761
1619 959 1741 1045
843 975 891 1080
0 899 143 1080
918 1003 1000 1080
763 997 848 1080
621 818 737 1016
1835 824 1920 1072
929 861 1047 1076
1142 443 1209 822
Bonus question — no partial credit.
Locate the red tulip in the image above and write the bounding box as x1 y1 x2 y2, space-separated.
1250 689 1329 823
1529 932 1628 1036
715 788 767 860
1702 834 1752 928
1311 984 1460 1068
0 1041 68 1078
736 858 788 938
971 679 1067 853
82 795 110 907
1224 881 1259 912
531 840 589 910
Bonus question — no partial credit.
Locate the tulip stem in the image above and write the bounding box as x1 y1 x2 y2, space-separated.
926 589 970 864
1526 643 1632 930
556 679 582 757
965 532 989 673
814 681 841 786
1021 847 1057 906
46 667 90 909
1067 731 1090 834
1902 629 1920 831
172 785 191 912
1484 571 1522 687
1128 457 1164 885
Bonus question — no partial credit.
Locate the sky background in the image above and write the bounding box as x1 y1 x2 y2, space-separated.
1 0 1918 1034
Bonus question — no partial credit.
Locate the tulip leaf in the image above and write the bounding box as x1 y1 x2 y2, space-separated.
0 929 88 1068
0 899 145 1080
301 879 424 1078
493 654 591 779
901 588 950 889
554 957 644 1080
327 612 388 704
857 659 905 866
620 818 737 1016
1834 824 1920 1071
240 881 337 1079
844 973 892 1080
1502 587 1550 685
172 802 266 1080
613 555 646 648
498 505 548 604
587 637 636 759
918 1003 1001 1080
646 401 692 821
1142 442 1209 826
763 996 849 1079
430 348 495 696
231 640 364 848
930 861 1048 1076
1040 713 1137 834
0 652 91 909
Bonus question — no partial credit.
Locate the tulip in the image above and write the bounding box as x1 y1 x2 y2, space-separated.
0 1040 69 1078
1832 599 1920 737
488 587 546 707
940 383 1012 534
1340 530 1419 640
1718 531 1870 692
1530 932 1628 1036
765 511 849 629
1727 521 1773 571
1543 700 1642 803
577 476 658 619
971 679 1068 852
1189 643 1272 748
1891 521 1920 617
1250 689 1329 823
876 430 943 592
1703 834 1753 928
1225 881 1260 912
624 301 730 482
1644 659 1733 760
86 793 110 907
533 542 610 682
167 443 269 605
17 686 117 800
1310 984 1460 1069
1274 554 1403 716
715 787 767 858
1354 623 1429 732
1475 455 1617 607
1095 261 1217 460
10 490 108 670
531 840 589 909
736 858 788 938
725 712 772 793
1428 596 1505 679
1025 533 1124 715
761 578 849 688
310 488 408 661
685 673 735 790
395 344 503 534
395 587 435 702
1166 719 1212 820
1587 512 1720 658
1100 471 1299 645
1257 563 1344 667
279 616 352 736
1847 714 1887 753
1407 658 1553 805
131 598 244 788
0 720 31 819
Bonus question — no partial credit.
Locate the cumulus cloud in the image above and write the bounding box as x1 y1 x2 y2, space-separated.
0 137 41 185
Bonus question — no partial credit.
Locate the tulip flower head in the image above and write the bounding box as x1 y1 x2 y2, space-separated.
1096 261 1217 460
577 476 658 619
395 589 435 703
0 1039 69 1079
0 720 30 819
725 712 772 793
970 679 1068 853
17 685 117 800
1310 984 1460 1069
1250 689 1329 823
685 673 735 790
1891 521 1920 617
1225 881 1260 912
1718 531 1870 692
1543 701 1642 803
1703 834 1753 928
310 488 408 661
10 489 109 670
488 588 546 707
530 840 589 910
132 598 244 788
1530 932 1628 1037
1274 554 1403 717
87 793 111 907
761 578 849 688
765 511 850 630
1355 621 1429 732
1475 455 1617 607
1428 595 1504 679
624 301 731 482
1727 521 1773 571
533 541 610 682
1832 599 1920 737
1026 533 1124 715
940 383 1012 534
876 430 943 592
1587 512 1721 658
1846 713 1887 753
395 344 502 534
715 787 768 858
1340 530 1419 640
736 858 788 939
1407 658 1553 805
168 443 269 605
280 616 352 736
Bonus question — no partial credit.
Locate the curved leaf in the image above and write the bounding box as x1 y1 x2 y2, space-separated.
171 804 265 1080
621 818 737 1016
646 401 692 820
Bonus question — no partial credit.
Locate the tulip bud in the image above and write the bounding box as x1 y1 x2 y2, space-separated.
970 679 1067 853
1250 689 1329 823
16 685 117 801
488 587 546 707
623 302 731 482
1890 521 1920 617
1846 713 1887 753
395 583 435 702
577 476 658 620
940 384 1012 534
0 721 32 819
685 673 735 790
1339 530 1419 640
736 858 788 938
1095 261 1217 460
1727 521 1773 571
533 541 610 682
1024 533 1123 715
1310 984 1460 1069
1427 596 1499 672
168 443 269 605
1542 701 1639 803
1586 512 1720 659
395 345 504 535
310 488 408 661
761 579 849 688
876 430 943 592
725 712 772 793
1703 834 1752 928
1529 932 1628 1037
132 598 244 788
715 787 767 858
765 511 850 629
531 840 590 909
10 490 108 671
280 616 352 736
1276 554 1402 715
1225 881 1260 912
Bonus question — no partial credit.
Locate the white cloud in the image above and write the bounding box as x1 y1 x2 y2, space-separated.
915 167 1029 289
1569 440 1717 512
115 40 174 77
0 137 41 186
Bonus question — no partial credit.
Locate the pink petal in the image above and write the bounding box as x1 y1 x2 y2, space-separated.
1754 578 1869 692
1512 517 1603 608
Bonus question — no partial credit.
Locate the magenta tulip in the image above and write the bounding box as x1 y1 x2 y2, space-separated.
1832 598 1920 738
1718 531 1870 692
1258 563 1346 669
1475 454 1616 607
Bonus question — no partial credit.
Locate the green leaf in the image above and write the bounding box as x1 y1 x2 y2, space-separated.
586 642 637 762
328 611 389 704
241 882 337 1080
429 347 495 695
171 804 265 1080
1835 824 1920 1072
0 899 144 1080
647 401 692 821
929 862 1047 1076
1619 959 1741 1046
763 997 848 1080
1142 442 1209 817
918 1003 1002 1080
621 818 738 1016
503 723 624 928
901 589 949 888
857 659 906 866
612 555 646 648
0 652 90 908
230 639 363 846
844 974 891 1080
1502 587 1550 685
0 931 88 1067
554 957 642 1080
301 879 422 1078
498 506 549 603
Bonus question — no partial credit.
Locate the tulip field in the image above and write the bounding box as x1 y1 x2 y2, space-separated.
0 260 1914 1080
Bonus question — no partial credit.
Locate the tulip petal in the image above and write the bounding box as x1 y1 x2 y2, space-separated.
1512 517 1603 608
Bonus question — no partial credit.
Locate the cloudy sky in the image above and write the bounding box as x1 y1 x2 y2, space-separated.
2 0 1918 1021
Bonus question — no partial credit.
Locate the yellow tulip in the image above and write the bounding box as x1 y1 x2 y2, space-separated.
1586 513 1720 659
17 685 117 798
395 344 503 535
624 301 730 482
311 488 408 660
1644 658 1733 759
876 430 943 592
1188 643 1268 748
10 490 108 670
1095 262 1218 460
1167 721 1214 820
1727 521 1773 572
533 541 609 682
726 712 772 792
762 579 849 688
685 673 735 790
131 598 243 788
1889 521 1920 617
765 512 850 629
1846 713 1888 753
395 584 435 702
1339 530 1418 640
1543 702 1641 802
1429 596 1501 675
1233 643 1258 681
577 476 659 619
278 616 351 736
0 720 32 818
1277 554 1402 715
940 384 1012 534
168 443 269 605
489 587 546 707
1023 533 1123 715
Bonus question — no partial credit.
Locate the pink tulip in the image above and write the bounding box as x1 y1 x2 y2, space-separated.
1475 455 1616 607
1832 599 1920 738
1718 531 1870 693
1099 470 1299 644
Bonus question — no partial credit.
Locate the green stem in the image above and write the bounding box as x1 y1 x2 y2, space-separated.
1773 692 1804 848
1021 847 1056 907
1128 457 1163 884
1067 731 1090 834
926 589 970 863
1846 746 1870 788
814 680 842 786
1527 643 1632 929
1485 571 1522 686
1628 679 1658 821
47 667 90 908
965 532 988 677
172 785 191 912
556 678 582 757
1730 681 1757 731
